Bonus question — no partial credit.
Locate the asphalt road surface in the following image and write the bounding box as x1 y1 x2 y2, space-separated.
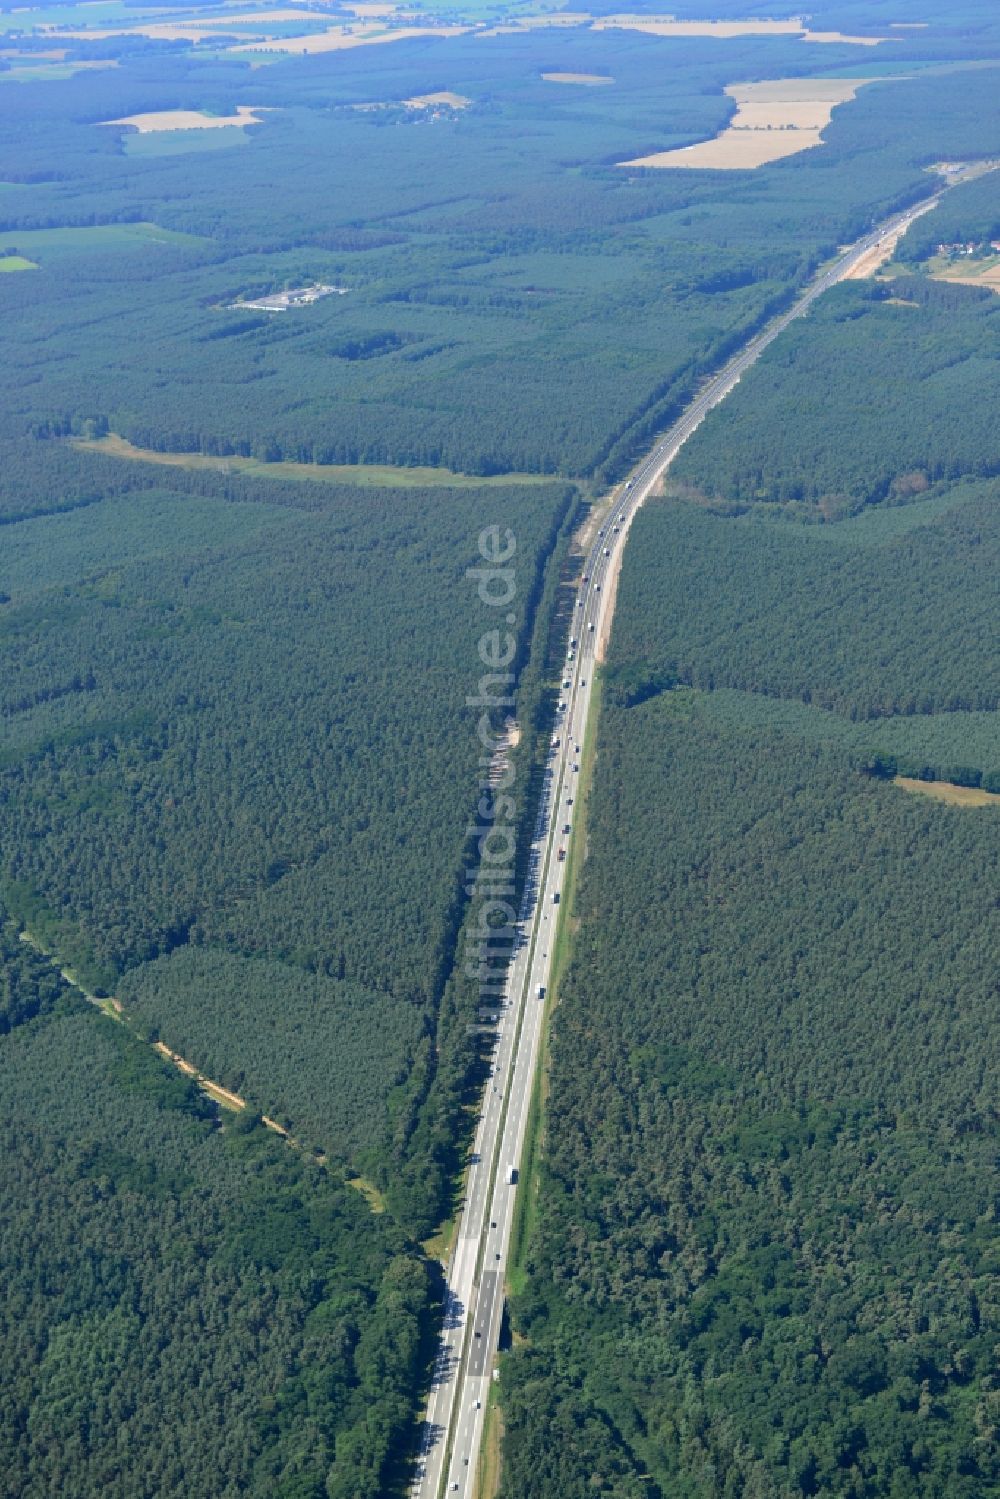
410 189 943 1499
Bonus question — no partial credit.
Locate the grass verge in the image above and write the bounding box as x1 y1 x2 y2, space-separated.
500 669 603 1413
474 1379 505 1499
74 433 564 490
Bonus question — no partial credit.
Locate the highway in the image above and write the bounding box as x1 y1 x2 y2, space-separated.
409 188 943 1499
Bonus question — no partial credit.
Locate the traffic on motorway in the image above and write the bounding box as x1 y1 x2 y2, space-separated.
410 188 944 1499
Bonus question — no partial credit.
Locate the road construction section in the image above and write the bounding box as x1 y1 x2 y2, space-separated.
412 185 950 1499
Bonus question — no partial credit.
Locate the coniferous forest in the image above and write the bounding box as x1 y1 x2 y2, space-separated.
502 201 1000 1499
3 0 1000 1493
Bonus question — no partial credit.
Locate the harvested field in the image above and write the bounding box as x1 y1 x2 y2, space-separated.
542 71 613 85
234 21 469 52
405 90 470 108
621 76 869 172
103 105 265 133
930 255 1000 294
593 15 889 45
895 776 1000 808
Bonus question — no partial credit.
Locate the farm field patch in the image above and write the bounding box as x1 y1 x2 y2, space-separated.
5 221 206 254
928 253 1000 293
0 254 37 270
541 70 613 84
103 105 266 133
621 77 870 171
592 14 890 45
404 90 470 108
233 20 469 52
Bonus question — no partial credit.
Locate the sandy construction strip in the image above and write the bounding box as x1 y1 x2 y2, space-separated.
103 105 265 133
843 196 939 279
542 71 614 85
621 77 868 171
593 15 890 44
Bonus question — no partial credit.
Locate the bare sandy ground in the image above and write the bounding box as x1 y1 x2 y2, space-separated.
844 197 939 279
542 71 614 85
593 15 889 45
104 105 264 133
621 77 867 171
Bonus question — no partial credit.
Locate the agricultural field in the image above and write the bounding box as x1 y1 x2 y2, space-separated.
621 76 869 168
103 105 268 132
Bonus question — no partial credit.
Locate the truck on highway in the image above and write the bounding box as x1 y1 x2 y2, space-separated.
587 621 595 632
507 1165 518 1184
536 983 545 999
558 848 566 861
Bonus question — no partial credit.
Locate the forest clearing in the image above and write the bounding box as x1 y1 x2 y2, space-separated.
895 775 1000 806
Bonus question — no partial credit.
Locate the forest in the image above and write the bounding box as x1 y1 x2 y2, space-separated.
0 466 574 1229
4 31 1000 488
670 277 1000 515
0 911 438 1499
503 167 1000 1497
4 4 1000 1495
